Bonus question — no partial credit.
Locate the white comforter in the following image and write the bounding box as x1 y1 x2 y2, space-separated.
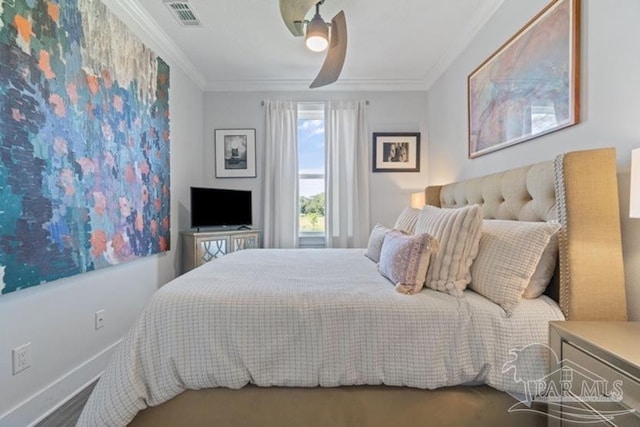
78 249 564 426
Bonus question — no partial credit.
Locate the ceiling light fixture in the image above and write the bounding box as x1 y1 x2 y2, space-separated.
280 0 347 88
305 2 329 52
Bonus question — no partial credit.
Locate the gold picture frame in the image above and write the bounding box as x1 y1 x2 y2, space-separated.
468 0 580 158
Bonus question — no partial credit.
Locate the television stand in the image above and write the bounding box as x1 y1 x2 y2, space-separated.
181 229 261 274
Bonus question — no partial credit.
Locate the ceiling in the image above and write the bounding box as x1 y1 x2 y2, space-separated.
130 0 505 91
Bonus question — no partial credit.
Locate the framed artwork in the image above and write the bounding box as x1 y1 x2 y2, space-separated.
372 132 420 172
215 129 257 178
468 0 580 158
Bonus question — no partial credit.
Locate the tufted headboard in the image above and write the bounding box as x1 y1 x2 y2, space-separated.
425 148 627 321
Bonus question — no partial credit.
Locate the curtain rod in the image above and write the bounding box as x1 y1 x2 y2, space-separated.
260 100 369 106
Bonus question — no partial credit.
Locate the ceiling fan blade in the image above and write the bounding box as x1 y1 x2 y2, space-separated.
310 11 347 88
279 0 317 36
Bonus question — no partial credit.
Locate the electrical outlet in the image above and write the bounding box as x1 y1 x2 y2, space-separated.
95 310 105 330
12 342 32 375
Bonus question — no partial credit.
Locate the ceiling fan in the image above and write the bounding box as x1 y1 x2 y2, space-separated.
279 0 347 88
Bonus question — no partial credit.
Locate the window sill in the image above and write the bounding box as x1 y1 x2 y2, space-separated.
298 234 326 248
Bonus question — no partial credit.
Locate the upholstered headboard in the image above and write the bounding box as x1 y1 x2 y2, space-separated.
425 148 627 321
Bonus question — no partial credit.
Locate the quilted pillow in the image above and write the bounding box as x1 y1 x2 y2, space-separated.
414 204 483 297
393 207 421 234
379 230 439 295
469 220 561 315
365 223 391 263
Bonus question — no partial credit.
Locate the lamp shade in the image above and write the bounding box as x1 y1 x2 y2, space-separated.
630 148 640 218
305 12 328 52
410 191 425 209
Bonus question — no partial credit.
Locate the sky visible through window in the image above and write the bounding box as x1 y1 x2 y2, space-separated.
298 118 325 197
298 115 325 236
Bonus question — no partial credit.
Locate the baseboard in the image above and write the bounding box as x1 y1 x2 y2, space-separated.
0 339 121 427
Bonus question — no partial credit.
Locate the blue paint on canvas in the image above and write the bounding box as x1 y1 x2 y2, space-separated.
0 0 171 294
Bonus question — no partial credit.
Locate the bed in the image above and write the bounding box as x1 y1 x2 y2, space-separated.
78 147 627 426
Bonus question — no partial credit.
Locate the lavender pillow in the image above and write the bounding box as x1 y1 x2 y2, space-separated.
379 230 440 295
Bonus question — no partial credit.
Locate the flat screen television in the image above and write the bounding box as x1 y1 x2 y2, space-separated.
190 187 252 229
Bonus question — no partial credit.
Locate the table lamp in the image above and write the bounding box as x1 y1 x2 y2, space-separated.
410 191 425 209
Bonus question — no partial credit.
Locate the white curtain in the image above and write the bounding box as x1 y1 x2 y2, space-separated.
325 100 370 248
263 100 299 248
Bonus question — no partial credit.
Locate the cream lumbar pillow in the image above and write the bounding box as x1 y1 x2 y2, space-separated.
378 230 440 295
523 233 559 299
365 223 391 263
414 204 483 297
469 220 561 315
393 207 421 234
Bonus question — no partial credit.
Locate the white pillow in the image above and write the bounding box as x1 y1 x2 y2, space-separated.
469 220 561 315
414 205 483 297
365 223 391 263
393 207 421 234
523 233 559 299
378 230 440 295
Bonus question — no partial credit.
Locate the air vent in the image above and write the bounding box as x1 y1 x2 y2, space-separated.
163 1 202 26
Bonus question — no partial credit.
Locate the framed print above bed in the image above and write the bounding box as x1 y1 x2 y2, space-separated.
215 129 257 178
468 0 580 159
372 132 420 172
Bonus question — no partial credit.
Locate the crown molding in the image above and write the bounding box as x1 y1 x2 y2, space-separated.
203 78 429 93
104 0 207 90
202 0 504 93
106 0 504 94
422 0 505 89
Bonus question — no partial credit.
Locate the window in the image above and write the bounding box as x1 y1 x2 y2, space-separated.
298 103 325 247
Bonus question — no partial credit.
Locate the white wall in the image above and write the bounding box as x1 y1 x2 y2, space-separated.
203 91 428 230
0 5 204 426
426 0 640 320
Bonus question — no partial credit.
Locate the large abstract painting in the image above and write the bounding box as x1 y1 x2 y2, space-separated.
468 0 580 158
0 0 171 294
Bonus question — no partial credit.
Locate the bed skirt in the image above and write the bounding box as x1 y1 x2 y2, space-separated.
130 385 547 426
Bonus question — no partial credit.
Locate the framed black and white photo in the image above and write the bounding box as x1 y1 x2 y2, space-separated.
372 132 420 172
214 129 257 178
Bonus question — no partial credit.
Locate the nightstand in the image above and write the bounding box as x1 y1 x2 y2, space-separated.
548 321 640 426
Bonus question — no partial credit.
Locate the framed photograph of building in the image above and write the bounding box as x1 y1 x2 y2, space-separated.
215 129 257 178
